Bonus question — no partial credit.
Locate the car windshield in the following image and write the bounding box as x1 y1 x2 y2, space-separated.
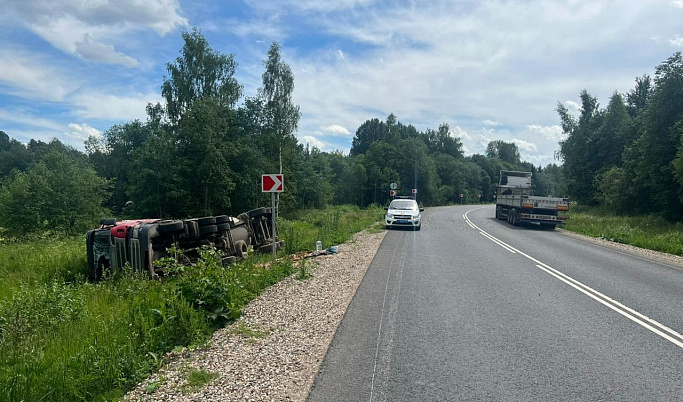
389 200 418 210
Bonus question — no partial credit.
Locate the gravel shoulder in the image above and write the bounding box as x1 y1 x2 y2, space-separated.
125 229 386 402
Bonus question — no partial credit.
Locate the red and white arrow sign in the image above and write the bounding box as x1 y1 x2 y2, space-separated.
262 174 284 192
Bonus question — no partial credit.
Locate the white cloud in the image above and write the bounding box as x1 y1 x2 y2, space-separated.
70 91 162 121
65 123 102 141
221 17 285 40
483 119 501 126
526 124 565 142
512 138 538 152
452 126 471 141
671 0 683 9
302 135 325 150
0 49 80 101
669 35 683 47
563 101 581 113
319 124 351 136
6 0 187 65
74 34 139 67
244 0 374 14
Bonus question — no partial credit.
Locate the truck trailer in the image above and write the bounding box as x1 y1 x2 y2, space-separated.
494 171 568 229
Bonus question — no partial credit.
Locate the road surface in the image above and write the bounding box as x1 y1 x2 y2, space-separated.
307 205 683 401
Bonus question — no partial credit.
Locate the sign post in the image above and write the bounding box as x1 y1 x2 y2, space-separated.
262 174 284 262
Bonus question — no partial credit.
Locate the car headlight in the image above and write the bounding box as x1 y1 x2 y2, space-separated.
387 214 393 219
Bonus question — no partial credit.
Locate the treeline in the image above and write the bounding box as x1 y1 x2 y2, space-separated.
0 29 563 236
558 52 683 220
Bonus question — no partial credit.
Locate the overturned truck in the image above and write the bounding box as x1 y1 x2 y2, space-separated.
86 207 282 281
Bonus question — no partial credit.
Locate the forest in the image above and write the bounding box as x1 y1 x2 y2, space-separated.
2 28 683 237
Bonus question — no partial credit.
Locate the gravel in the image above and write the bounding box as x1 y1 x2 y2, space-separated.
125 229 386 402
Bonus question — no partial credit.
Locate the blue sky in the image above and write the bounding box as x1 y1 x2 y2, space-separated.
1 0 682 166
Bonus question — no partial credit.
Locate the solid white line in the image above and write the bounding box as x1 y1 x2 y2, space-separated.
464 207 683 349
535 264 683 348
479 231 517 253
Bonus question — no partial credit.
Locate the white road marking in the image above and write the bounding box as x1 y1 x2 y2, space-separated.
464 207 683 349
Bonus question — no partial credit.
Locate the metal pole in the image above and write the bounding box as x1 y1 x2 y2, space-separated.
271 192 277 262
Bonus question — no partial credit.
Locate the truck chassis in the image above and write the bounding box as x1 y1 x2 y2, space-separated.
86 207 282 281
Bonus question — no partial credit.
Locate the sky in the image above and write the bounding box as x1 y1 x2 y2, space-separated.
1 0 682 167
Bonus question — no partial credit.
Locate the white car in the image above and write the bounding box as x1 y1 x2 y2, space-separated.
385 198 423 230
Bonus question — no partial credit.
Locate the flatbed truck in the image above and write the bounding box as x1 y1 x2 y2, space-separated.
494 171 568 229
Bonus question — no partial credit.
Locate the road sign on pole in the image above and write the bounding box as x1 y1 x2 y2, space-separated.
412 188 417 194
390 182 397 190
262 174 284 192
261 174 284 262
390 190 396 197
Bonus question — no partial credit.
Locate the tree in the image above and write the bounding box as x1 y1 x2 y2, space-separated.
162 28 242 123
0 150 110 235
173 98 237 216
259 42 301 152
485 140 520 164
351 118 386 156
0 131 32 177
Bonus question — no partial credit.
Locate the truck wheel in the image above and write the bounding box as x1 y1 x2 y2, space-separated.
512 209 520 226
215 215 230 224
198 216 216 226
217 223 231 232
496 207 504 220
247 207 268 218
158 220 184 233
199 225 217 235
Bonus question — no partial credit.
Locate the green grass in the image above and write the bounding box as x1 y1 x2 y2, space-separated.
0 205 383 401
182 369 219 392
0 236 87 303
564 205 683 256
279 204 385 255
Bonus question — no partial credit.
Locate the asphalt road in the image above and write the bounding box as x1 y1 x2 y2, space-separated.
307 205 683 401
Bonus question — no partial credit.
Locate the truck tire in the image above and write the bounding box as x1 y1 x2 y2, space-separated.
508 209 516 225
496 206 504 220
199 224 218 235
198 216 216 226
215 215 230 224
217 223 231 232
511 209 520 226
247 207 268 218
158 220 184 233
